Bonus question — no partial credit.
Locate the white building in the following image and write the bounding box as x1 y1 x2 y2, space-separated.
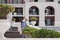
0 0 60 27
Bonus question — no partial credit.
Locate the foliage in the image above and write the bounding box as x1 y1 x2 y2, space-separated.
32 28 60 38
22 26 60 38
30 17 38 21
0 4 15 19
22 26 38 37
12 18 16 21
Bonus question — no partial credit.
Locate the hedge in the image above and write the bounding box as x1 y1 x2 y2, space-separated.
22 26 60 38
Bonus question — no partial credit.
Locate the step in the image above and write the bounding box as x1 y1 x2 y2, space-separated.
4 31 25 38
9 27 18 31
4 31 20 38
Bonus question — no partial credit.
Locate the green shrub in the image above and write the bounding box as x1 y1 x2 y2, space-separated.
22 26 60 38
30 17 38 21
0 4 15 19
22 26 38 37
32 29 60 38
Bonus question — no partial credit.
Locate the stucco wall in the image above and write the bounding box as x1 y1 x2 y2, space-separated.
24 2 60 27
7 1 60 27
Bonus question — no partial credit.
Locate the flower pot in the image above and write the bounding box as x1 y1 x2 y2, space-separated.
31 21 36 26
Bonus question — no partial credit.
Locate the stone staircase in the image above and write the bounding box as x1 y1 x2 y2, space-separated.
4 27 25 38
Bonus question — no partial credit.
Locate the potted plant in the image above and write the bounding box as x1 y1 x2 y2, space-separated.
30 17 37 26
12 18 16 23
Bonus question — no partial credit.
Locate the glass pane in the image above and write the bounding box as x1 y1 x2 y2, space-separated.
29 6 39 15
29 9 38 15
1 0 5 3
46 19 51 25
29 9 33 15
35 9 39 15
34 0 38 2
45 17 55 26
5 0 7 3
12 0 18 4
46 0 53 2
14 8 23 15
0 0 1 3
17 9 23 15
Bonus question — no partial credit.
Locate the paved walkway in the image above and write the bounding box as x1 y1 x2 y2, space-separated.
39 27 60 32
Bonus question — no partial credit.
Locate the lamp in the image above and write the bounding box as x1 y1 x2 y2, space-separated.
14 12 17 15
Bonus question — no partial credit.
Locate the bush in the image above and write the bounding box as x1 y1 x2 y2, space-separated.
0 4 15 19
22 26 60 38
22 26 38 37
32 29 60 38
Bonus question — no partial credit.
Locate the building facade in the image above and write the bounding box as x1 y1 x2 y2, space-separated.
0 0 60 27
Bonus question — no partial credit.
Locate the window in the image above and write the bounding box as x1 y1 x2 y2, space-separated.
30 0 38 2
45 19 52 26
45 6 55 26
45 17 55 26
46 0 54 2
45 6 55 15
13 8 23 15
58 0 60 4
29 6 39 15
12 0 18 4
5 0 7 3
0 0 7 4
34 0 38 2
12 0 25 4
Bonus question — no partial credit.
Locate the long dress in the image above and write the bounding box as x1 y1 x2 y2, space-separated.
21 19 27 29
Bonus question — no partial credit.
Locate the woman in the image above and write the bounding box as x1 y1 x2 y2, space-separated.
21 17 27 29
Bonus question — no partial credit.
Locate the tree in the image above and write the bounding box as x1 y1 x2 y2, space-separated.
0 4 15 19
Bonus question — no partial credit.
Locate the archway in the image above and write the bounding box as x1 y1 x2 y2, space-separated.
45 6 55 15
29 6 39 15
29 6 39 26
45 6 55 26
46 0 54 2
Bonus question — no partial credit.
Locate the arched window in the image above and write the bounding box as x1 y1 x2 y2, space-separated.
29 6 39 26
30 0 38 2
46 0 54 2
58 0 60 4
34 0 38 2
45 6 55 15
29 6 39 15
0 0 7 3
45 6 55 26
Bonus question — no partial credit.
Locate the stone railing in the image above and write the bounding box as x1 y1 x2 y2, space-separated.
12 22 22 34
